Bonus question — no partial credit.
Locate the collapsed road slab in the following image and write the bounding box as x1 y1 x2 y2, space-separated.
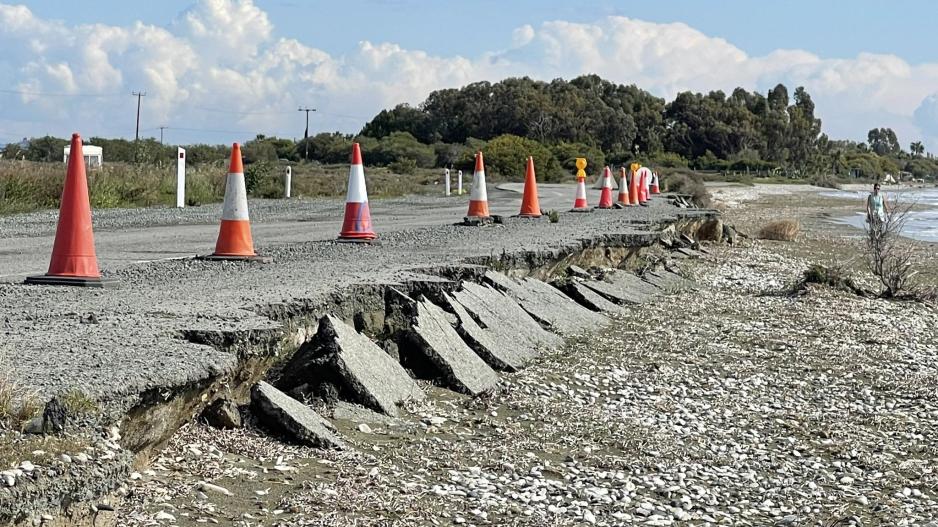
605 270 661 298
642 269 697 292
251 382 345 450
555 280 627 314
452 282 563 351
388 289 499 396
278 315 424 416
483 271 609 335
581 274 654 305
438 291 536 372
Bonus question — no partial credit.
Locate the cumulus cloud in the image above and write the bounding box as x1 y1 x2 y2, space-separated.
1 0 937 151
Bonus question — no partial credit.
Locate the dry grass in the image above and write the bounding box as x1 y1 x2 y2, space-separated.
0 160 441 215
759 219 800 241
0 356 41 431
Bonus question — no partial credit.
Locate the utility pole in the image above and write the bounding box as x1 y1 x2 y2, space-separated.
298 107 316 160
132 91 146 141
132 91 146 162
158 125 167 145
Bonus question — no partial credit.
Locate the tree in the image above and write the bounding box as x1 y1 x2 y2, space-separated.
910 141 925 157
867 128 901 156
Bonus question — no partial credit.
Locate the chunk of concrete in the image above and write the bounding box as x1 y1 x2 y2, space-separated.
452 282 562 351
483 271 609 335
605 270 660 298
581 275 654 305
438 291 536 372
388 290 499 396
202 398 242 429
555 280 626 314
251 382 345 449
642 270 696 292
278 315 424 416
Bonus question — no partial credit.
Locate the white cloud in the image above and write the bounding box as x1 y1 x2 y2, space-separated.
1 1 937 152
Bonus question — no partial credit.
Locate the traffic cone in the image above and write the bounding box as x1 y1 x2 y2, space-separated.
650 171 661 194
637 167 650 205
204 143 268 261
597 166 614 209
338 143 377 242
571 176 590 212
617 167 632 206
467 152 490 218
517 156 542 218
629 165 640 205
26 133 112 287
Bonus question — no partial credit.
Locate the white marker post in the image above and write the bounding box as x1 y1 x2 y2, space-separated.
285 166 292 198
176 147 186 208
457 170 463 195
444 168 451 196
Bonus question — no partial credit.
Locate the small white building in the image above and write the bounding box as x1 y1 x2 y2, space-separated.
63 145 103 168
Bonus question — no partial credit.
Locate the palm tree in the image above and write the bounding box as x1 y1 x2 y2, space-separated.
910 141 925 157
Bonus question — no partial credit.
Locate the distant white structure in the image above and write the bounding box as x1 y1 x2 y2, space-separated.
176 148 186 208
63 145 103 168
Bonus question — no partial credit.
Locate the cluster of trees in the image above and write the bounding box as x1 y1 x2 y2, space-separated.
4 75 937 182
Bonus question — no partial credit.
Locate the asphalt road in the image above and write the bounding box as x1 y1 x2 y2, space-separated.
0 183 576 281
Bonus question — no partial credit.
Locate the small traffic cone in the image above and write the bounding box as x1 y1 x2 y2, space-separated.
637 167 650 205
571 176 590 212
204 143 268 261
467 152 490 218
597 166 614 209
517 156 542 218
339 143 377 242
650 171 661 194
26 133 112 287
617 167 632 206
629 166 640 205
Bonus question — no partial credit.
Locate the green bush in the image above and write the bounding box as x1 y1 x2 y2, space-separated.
244 161 274 193
810 173 842 189
483 134 564 182
550 142 605 175
388 158 418 175
373 132 436 168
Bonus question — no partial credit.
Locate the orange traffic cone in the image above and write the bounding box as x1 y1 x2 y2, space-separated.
26 133 112 287
517 156 542 218
204 144 268 261
637 167 651 205
571 157 590 212
617 167 632 206
650 171 661 194
338 143 377 242
597 166 614 209
628 166 639 205
467 152 490 218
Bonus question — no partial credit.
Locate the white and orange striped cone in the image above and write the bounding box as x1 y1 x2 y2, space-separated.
637 167 652 205
571 177 590 212
617 167 632 206
338 143 377 242
466 152 490 219
597 166 614 209
204 143 269 262
650 171 661 194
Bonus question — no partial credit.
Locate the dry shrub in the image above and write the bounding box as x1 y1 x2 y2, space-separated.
759 219 800 241
665 173 712 207
866 199 919 298
0 358 41 431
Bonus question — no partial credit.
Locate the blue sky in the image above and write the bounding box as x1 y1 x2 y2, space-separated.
23 0 938 64
2 0 938 148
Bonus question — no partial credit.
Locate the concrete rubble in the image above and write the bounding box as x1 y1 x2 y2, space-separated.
483 271 610 335
387 289 500 396
251 381 345 450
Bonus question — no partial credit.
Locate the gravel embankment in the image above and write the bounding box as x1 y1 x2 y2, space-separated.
115 240 938 526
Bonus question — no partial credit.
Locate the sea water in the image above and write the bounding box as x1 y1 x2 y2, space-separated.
823 188 938 242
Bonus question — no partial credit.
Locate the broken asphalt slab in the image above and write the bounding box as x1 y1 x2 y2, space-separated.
251 381 345 450
483 271 609 335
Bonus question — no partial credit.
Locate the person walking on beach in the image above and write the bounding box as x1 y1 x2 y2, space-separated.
866 182 888 226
